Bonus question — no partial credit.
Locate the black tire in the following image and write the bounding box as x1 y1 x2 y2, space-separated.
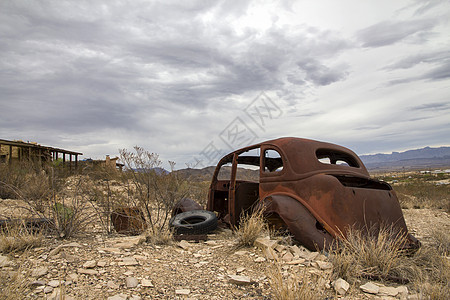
169 210 218 235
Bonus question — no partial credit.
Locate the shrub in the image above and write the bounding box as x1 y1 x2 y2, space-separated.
234 206 267 248
119 147 189 237
0 222 42 253
268 263 324 300
330 226 450 299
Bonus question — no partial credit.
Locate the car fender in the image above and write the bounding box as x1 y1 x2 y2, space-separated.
261 194 335 251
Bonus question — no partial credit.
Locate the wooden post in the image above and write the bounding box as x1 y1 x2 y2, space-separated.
9 145 12 164
75 154 78 169
69 154 73 171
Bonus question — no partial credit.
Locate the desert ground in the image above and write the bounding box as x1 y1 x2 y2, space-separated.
0 168 449 299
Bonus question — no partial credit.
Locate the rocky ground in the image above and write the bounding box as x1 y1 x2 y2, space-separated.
0 208 448 299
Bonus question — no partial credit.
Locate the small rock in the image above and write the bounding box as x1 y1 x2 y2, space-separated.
316 261 333 270
228 275 252 285
0 255 11 267
98 247 122 254
282 252 294 262
47 279 62 288
67 273 78 282
130 295 141 300
360 282 379 294
126 277 139 288
31 266 48 277
107 294 128 300
254 257 266 262
119 257 139 266
83 260 97 269
379 286 399 297
236 267 245 273
397 286 408 297
275 244 286 253
333 278 350 296
43 286 54 294
30 280 46 287
175 289 190 295
286 259 305 265
178 240 190 250
305 251 319 261
77 268 99 275
107 280 120 289
254 237 278 250
263 248 278 260
290 245 301 257
97 260 107 267
234 250 247 256
141 278 154 287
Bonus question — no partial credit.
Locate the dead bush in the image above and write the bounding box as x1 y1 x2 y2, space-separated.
119 147 189 238
330 226 409 282
268 262 325 300
0 222 42 253
330 226 450 299
235 207 268 248
0 268 29 300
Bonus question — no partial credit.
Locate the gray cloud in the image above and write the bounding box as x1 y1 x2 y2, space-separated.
356 19 436 47
0 0 449 165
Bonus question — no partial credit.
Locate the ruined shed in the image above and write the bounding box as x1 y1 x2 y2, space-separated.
0 139 82 169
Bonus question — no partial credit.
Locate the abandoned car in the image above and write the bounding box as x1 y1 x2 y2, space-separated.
172 137 420 251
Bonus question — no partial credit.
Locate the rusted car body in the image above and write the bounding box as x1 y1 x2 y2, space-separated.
206 137 419 251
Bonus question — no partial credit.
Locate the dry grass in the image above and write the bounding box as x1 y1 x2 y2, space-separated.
0 223 42 253
394 181 449 212
330 226 408 282
145 227 173 245
429 227 450 256
234 207 267 248
330 226 450 299
0 269 29 300
267 260 326 300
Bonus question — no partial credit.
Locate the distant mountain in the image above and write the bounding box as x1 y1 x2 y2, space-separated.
360 146 450 170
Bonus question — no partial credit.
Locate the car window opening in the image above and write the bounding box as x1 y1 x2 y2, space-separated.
316 149 359 168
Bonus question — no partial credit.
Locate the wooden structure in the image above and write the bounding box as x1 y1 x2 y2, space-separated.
0 139 83 170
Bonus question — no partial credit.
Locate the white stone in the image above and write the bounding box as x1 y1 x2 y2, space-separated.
31 266 48 277
254 237 278 250
141 278 154 287
175 289 190 295
47 280 62 288
0 255 11 267
83 260 97 268
126 277 139 288
379 286 399 297
119 257 138 266
107 294 128 300
228 275 252 285
360 282 379 294
316 261 333 270
254 257 266 262
107 280 119 289
333 278 350 296
77 268 99 275
286 259 305 265
178 240 190 250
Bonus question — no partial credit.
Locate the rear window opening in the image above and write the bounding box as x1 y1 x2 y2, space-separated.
332 175 391 190
316 149 359 168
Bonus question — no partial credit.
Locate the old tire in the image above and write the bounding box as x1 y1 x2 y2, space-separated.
169 210 218 235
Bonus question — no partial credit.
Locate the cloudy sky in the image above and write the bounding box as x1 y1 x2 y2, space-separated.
1 0 449 169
